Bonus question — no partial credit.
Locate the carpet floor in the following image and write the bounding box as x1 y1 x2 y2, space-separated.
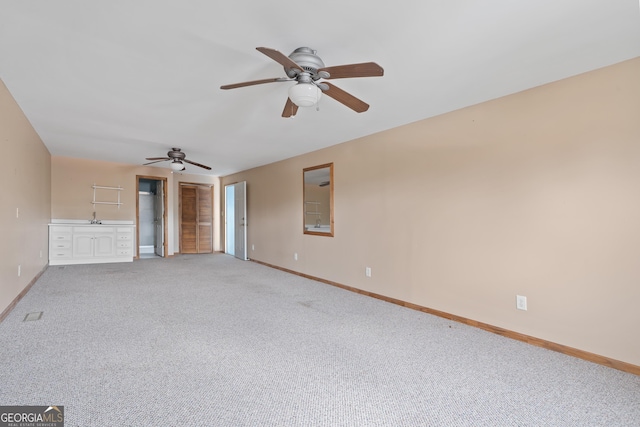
1 254 638 426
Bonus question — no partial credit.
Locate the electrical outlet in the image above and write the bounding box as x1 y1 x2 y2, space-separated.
516 295 527 311
294 253 298 261
251 244 255 251
18 265 21 277
365 267 372 277
16 208 19 219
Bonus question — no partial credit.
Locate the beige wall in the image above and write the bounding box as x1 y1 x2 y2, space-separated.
0 80 51 314
222 58 640 366
3 57 639 365
51 157 220 254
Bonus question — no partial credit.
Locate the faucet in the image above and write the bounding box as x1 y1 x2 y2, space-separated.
315 218 321 228
90 212 101 224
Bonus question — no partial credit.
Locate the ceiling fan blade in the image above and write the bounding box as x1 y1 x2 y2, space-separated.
183 159 212 170
322 82 369 113
142 157 171 166
220 77 290 90
256 47 303 73
282 97 299 118
145 157 170 161
318 62 384 79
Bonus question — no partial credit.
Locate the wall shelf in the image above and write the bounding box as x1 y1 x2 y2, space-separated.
92 184 124 208
305 201 321 215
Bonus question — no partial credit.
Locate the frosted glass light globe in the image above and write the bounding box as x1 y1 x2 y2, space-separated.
170 161 184 171
288 83 321 107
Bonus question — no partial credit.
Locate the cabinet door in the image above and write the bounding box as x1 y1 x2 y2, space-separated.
73 234 94 258
94 233 116 257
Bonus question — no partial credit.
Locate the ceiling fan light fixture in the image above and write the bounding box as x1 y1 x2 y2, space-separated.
288 82 321 107
170 160 185 171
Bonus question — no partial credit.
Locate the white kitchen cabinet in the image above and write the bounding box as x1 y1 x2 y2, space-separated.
49 222 135 265
72 227 117 258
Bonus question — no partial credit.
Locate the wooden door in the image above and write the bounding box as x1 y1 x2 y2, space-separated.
180 184 213 254
197 186 213 252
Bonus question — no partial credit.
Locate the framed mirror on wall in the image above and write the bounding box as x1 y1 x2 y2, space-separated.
303 163 334 236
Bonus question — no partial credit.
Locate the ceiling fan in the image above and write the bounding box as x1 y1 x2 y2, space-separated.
220 47 384 117
143 148 211 171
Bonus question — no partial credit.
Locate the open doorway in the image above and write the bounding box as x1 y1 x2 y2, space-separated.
137 176 168 259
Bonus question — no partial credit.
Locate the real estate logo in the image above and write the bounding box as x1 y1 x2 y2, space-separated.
0 406 64 427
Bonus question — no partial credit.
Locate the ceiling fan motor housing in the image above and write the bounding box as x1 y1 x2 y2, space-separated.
168 148 186 160
286 47 325 79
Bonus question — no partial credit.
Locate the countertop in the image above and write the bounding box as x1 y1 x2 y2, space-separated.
50 219 135 225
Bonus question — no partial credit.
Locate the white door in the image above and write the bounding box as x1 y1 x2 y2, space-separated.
225 184 235 256
154 180 165 257
234 181 247 260
225 182 247 260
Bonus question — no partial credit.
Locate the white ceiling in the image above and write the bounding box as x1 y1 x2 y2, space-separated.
1 1 639 176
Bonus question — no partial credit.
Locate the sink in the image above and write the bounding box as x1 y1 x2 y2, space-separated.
306 225 331 232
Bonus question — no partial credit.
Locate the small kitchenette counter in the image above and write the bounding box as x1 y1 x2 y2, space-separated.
49 220 136 265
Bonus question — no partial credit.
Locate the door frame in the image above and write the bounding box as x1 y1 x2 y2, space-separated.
136 175 168 259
